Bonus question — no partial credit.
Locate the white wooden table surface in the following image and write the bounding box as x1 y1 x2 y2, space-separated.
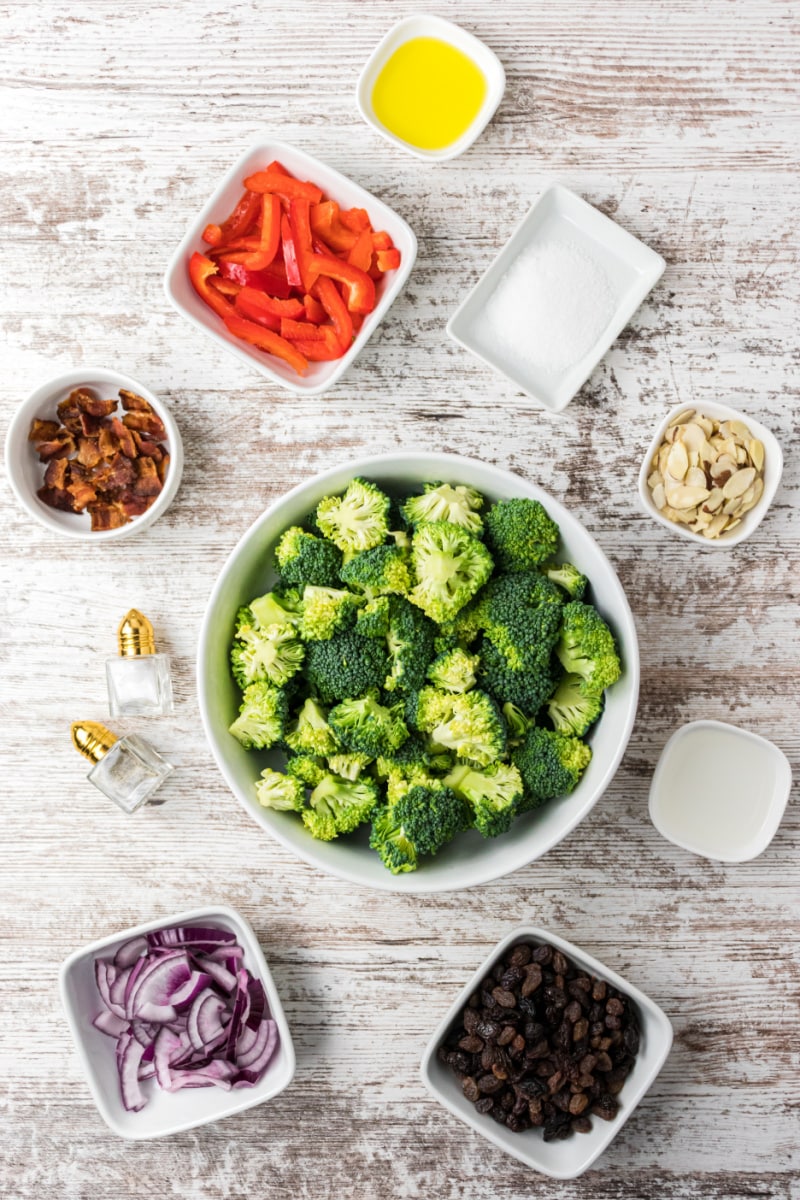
2 1 798 1196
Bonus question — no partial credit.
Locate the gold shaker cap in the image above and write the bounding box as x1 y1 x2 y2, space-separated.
71 721 118 764
118 609 156 657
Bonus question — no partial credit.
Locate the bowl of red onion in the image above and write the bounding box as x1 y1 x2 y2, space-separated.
59 905 295 1139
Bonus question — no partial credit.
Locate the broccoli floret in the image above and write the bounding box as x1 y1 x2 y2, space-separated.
248 588 305 630
255 767 306 813
327 752 372 781
286 754 327 787
417 689 507 768
355 596 391 638
484 498 559 571
408 521 493 624
555 601 622 695
502 702 532 746
299 585 362 641
302 774 379 841
388 528 411 552
402 482 484 535
228 682 287 750
547 673 604 737
472 572 564 666
384 596 437 694
340 544 411 597
316 477 390 553
274 526 343 588
231 622 305 689
328 692 409 758
369 805 418 874
303 629 389 705
513 727 592 808
285 697 339 756
444 761 524 838
479 637 557 717
374 731 433 777
426 647 479 694
392 784 470 855
542 562 588 601
405 686 459 734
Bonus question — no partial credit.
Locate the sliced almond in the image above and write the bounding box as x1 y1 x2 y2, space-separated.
702 513 729 539
748 439 765 472
728 420 751 440
723 467 756 499
652 482 667 510
724 518 741 532
667 441 689 480
669 484 710 510
686 466 707 488
703 487 724 513
647 470 661 490
679 423 707 453
695 415 715 437
668 408 695 427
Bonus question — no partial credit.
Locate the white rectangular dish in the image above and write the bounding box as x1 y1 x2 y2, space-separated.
447 185 665 412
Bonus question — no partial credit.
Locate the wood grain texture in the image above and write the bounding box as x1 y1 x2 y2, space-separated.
1 0 798 1196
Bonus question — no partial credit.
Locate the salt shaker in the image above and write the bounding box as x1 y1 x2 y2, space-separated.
105 609 174 718
71 721 173 814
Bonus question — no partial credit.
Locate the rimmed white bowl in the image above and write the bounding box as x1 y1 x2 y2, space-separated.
420 925 673 1178
5 367 183 541
164 139 416 395
637 401 782 548
356 14 506 162
197 452 640 894
59 904 295 1140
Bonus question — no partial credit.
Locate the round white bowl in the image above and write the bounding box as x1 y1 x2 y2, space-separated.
637 401 782 549
5 367 183 541
198 453 640 893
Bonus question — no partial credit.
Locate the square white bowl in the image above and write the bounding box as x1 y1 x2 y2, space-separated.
164 139 416 395
59 904 295 1139
421 925 673 1179
649 719 792 862
637 401 783 549
355 14 505 162
5 367 183 542
447 184 665 413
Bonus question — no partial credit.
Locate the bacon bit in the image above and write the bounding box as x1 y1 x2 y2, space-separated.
56 393 85 435
75 393 116 418
44 456 69 490
88 501 126 532
156 453 170 484
119 495 151 519
37 434 76 461
119 389 152 412
37 485 76 512
133 456 163 497
122 410 167 442
110 416 138 459
28 418 61 443
76 437 102 469
68 478 98 509
97 426 119 458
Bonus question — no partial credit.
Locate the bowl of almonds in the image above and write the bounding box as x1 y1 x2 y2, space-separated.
638 401 782 547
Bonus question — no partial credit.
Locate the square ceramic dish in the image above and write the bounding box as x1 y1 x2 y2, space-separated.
355 14 505 162
421 926 673 1179
164 139 416 395
649 720 792 861
447 185 665 412
59 905 295 1139
637 401 783 549
4 367 183 542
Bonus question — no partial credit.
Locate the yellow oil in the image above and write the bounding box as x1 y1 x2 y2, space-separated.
371 37 487 152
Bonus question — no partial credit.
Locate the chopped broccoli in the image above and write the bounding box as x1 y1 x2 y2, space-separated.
274 526 343 588
255 767 306 813
388 528 411 552
340 544 411 597
316 477 390 553
355 596 391 638
542 562 588 601
484 498 559 572
299 585 362 641
514 727 592 808
231 622 305 689
327 752 372 781
303 629 389 705
444 761 524 837
369 805 418 873
286 754 327 787
502 702 532 746
374 731 433 777
555 601 622 696
405 685 458 734
369 783 470 873
408 521 493 623
285 697 339 756
472 572 563 663
384 596 437 693
228 682 287 750
415 688 506 768
248 588 305 631
479 636 557 718
426 647 479 693
402 482 484 535
547 673 604 737
328 692 409 758
302 774 379 841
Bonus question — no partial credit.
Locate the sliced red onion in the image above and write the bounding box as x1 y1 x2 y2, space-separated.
114 935 148 969
169 970 212 1010
118 1033 147 1112
127 953 192 1019
187 990 228 1052
153 1026 185 1091
200 957 237 993
95 960 125 1019
235 1018 271 1068
93 1009 129 1038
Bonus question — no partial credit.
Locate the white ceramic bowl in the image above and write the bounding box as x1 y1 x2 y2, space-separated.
59 904 295 1140
164 139 416 395
355 14 506 162
447 185 665 413
420 925 673 1179
197 452 640 894
637 401 782 548
5 367 183 542
649 719 792 862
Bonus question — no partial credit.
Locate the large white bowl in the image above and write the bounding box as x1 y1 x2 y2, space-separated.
198 453 639 893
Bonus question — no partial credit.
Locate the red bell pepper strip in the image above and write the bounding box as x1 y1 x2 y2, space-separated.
218 259 293 298
266 159 290 175
376 248 401 272
281 215 303 288
313 275 354 350
288 197 316 292
347 227 373 273
203 191 262 249
280 317 327 342
309 201 358 253
243 171 323 205
233 294 281 332
220 194 281 269
303 293 327 324
307 253 375 315
189 252 236 321
208 277 241 297
290 337 343 362
236 287 305 319
339 207 370 233
223 313 308 375
371 231 393 251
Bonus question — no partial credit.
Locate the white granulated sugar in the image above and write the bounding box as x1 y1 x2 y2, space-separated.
483 237 617 376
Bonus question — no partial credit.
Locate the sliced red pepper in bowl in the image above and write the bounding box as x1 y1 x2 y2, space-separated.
313 275 354 351
218 259 293 298
189 252 236 321
223 313 308 375
308 253 376 315
244 171 323 205
236 288 305 319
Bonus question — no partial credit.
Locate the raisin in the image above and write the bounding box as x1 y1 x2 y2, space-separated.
474 1097 494 1115
497 1025 516 1047
532 944 553 965
569 1092 589 1115
573 1018 589 1041
564 1000 582 1023
458 1035 484 1053
492 987 517 1009
592 1094 619 1121
476 1020 500 1041
521 963 543 997
477 1074 504 1095
463 1008 479 1035
462 1077 479 1102
624 1025 640 1055
501 966 522 990
572 1115 592 1134
509 944 532 967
